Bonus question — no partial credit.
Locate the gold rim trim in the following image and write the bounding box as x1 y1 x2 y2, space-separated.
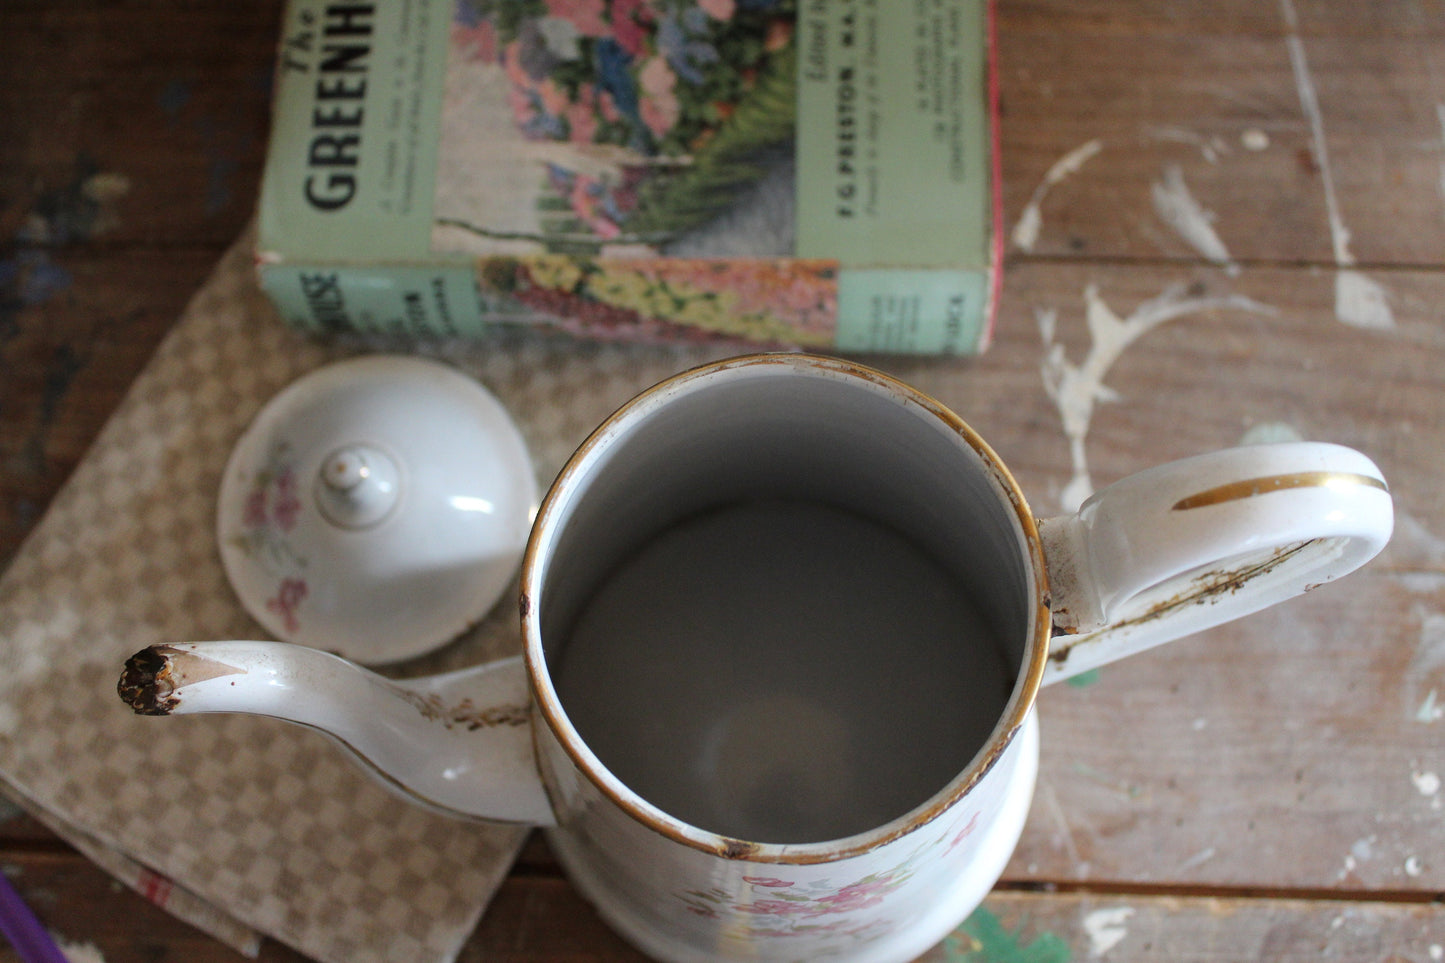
519 353 1051 865
1171 472 1388 511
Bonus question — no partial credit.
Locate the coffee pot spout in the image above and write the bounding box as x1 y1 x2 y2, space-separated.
117 642 554 826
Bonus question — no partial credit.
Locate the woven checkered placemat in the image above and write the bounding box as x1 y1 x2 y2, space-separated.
0 230 733 962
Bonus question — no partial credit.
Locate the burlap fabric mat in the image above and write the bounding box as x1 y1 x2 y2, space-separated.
0 229 738 962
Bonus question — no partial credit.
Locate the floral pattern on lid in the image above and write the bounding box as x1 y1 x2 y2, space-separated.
225 440 310 635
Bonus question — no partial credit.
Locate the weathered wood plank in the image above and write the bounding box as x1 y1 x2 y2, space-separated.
992 0 1445 269
1013 569 1445 891
917 889 1445 963
884 260 1445 890
0 0 282 248
3 1 1443 268
994 26 1445 269
0 849 308 963
1000 0 1445 38
467 879 1445 962
895 261 1443 513
5 840 1438 963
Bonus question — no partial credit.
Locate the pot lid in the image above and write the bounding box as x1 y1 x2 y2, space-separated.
217 355 538 664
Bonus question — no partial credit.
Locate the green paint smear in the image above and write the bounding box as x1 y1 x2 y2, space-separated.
942 906 1071 963
1065 668 1101 688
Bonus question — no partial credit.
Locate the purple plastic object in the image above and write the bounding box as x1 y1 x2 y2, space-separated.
0 870 70 963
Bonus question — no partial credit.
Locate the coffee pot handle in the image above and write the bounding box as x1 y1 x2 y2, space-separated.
1037 442 1393 684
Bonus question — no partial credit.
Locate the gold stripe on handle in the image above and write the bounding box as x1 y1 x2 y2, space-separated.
1172 472 1388 511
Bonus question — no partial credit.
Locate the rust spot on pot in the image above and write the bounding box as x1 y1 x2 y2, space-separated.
1051 541 1318 664
1050 618 1079 640
519 592 531 619
400 690 531 731
1144 540 1308 618
719 838 759 859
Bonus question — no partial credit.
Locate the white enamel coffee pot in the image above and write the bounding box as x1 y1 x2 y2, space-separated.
120 354 1392 963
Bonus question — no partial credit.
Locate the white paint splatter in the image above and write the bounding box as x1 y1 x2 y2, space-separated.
1437 104 1445 208
1397 573 1445 593
1279 0 1344 261
1405 855 1424 877
1418 690 1443 724
1241 421 1304 445
1039 284 1274 510
1013 208 1046 254
1279 0 1395 330
1148 126 1230 163
1429 943 1443 961
1083 906 1135 958
1152 165 1236 272
1241 128 1270 151
1411 764 1442 810
1350 836 1375 862
1411 606 1445 694
1012 140 1104 252
1177 846 1216 871
1335 269 1395 330
57 939 107 963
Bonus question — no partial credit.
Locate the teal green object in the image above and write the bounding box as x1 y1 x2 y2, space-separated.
942 906 1071 962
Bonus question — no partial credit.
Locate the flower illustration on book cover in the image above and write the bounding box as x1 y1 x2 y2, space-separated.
478 254 836 345
432 0 837 345
441 0 795 246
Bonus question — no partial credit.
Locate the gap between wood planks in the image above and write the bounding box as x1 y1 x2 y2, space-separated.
1009 251 1445 275
997 878 1445 906
504 836 1444 905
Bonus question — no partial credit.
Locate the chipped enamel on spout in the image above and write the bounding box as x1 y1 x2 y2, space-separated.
117 641 554 825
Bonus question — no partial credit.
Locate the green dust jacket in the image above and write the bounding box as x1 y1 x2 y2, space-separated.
256 0 1000 354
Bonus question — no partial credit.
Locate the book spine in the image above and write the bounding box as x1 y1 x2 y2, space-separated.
259 258 994 353
833 268 992 354
258 262 491 338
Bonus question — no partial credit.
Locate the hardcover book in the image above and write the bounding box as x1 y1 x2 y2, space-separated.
256 0 1000 354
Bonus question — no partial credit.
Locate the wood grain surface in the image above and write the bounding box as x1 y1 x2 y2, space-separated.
2 1 1442 961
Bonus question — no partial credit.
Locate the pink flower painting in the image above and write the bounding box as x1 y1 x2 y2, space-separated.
448 0 796 244
267 578 309 633
229 441 311 636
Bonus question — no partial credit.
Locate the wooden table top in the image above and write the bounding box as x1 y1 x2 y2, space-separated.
2 1 1442 960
